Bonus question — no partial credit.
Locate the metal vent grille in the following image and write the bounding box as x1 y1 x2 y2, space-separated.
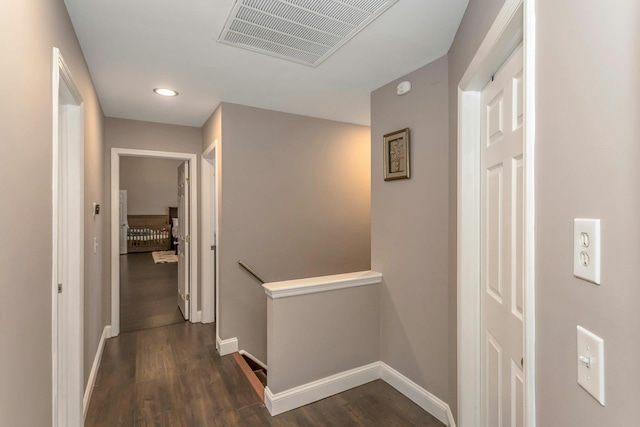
218 0 398 67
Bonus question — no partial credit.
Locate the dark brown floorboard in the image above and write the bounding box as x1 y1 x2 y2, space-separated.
120 252 185 333
85 322 445 427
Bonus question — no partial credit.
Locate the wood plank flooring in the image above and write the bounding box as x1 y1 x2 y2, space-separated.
85 322 445 426
120 252 185 333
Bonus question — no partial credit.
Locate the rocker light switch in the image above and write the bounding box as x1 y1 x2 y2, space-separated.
577 325 605 405
573 219 601 284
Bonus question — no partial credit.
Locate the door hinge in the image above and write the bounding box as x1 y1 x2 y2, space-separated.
58 283 62 293
186 235 191 243
185 177 190 185
186 294 190 301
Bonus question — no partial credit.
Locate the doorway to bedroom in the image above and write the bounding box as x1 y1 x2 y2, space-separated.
119 156 185 332
110 148 199 337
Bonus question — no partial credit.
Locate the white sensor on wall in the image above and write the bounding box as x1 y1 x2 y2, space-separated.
396 81 411 95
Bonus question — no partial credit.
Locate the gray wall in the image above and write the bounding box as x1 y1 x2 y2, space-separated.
370 56 451 404
120 157 183 215
104 117 203 314
267 285 379 394
204 103 371 363
447 0 640 424
0 0 105 424
534 0 640 424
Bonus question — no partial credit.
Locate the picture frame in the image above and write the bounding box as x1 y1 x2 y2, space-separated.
383 128 410 181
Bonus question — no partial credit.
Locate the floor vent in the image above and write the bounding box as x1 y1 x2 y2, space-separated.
218 0 399 67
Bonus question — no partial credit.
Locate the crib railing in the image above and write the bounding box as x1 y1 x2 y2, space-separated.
127 225 171 252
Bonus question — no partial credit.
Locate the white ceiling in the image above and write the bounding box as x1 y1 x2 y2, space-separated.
64 0 468 127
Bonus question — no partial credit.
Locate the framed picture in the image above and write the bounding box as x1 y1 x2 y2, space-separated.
383 128 410 181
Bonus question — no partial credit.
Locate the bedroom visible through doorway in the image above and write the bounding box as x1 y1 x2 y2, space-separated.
119 156 185 333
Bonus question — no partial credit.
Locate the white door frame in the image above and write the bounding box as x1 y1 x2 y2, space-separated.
110 148 199 336
52 47 85 427
456 0 536 426
201 141 218 326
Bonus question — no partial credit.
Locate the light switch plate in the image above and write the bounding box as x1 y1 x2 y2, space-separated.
577 325 605 405
573 218 601 284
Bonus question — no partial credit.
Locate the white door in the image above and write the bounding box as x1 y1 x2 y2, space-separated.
119 190 128 254
177 161 190 319
480 45 524 427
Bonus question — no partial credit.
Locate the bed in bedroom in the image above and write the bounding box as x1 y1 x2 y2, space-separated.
126 214 171 253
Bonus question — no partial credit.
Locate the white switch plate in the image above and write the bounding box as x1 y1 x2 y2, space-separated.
573 218 601 284
577 325 605 405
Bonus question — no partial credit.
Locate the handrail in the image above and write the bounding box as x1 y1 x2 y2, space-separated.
238 260 265 284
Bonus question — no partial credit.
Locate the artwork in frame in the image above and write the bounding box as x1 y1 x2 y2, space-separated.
383 128 410 181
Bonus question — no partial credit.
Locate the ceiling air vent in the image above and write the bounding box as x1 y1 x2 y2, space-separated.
218 0 399 67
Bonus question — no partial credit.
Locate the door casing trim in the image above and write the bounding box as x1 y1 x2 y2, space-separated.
456 0 536 425
52 47 85 427
110 148 199 336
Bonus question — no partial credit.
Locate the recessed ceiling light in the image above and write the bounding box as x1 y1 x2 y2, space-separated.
153 88 178 97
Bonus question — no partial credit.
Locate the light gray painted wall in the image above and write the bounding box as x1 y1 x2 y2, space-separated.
120 157 183 215
0 0 105 424
209 103 371 363
202 104 221 153
446 0 508 418
370 56 450 403
534 1 640 424
267 285 379 394
103 117 203 313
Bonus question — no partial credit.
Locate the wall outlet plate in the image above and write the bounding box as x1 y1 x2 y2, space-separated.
577 325 605 406
573 218 601 284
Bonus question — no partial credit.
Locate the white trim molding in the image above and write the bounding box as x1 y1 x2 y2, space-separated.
263 270 382 299
110 148 199 336
239 350 267 371
265 363 380 416
52 47 85 427
83 326 111 419
216 336 238 356
380 363 453 426
456 0 536 426
264 362 456 426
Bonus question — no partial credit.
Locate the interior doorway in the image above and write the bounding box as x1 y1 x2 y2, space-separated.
118 156 187 332
110 148 199 337
201 141 218 328
457 0 536 426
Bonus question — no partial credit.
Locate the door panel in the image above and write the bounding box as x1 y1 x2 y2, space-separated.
177 161 190 319
481 45 524 427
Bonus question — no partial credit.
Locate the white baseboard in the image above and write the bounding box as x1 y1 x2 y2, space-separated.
239 349 267 370
264 361 456 426
265 362 380 416
216 335 238 356
192 310 202 323
379 362 453 426
83 325 111 420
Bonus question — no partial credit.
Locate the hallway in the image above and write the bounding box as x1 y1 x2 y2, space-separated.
85 322 444 426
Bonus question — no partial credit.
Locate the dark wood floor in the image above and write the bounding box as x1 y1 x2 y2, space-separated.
85 322 445 427
120 252 185 333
